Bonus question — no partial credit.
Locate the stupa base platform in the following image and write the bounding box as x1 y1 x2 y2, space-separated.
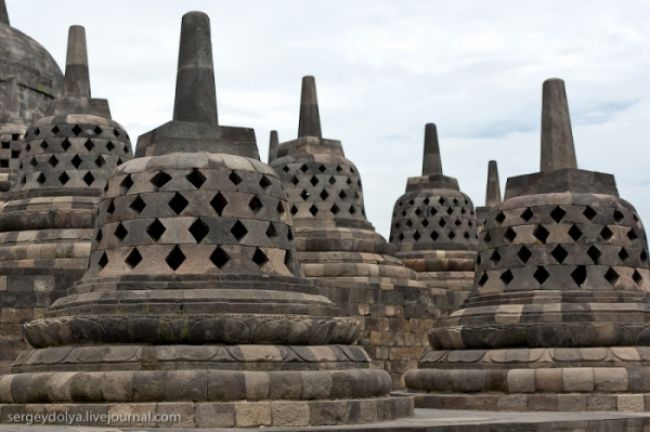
2 408 650 430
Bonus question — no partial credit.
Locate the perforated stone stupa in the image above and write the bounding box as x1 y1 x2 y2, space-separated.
0 25 132 374
0 0 63 205
476 160 502 227
0 13 412 428
271 77 443 387
404 78 650 412
390 123 478 309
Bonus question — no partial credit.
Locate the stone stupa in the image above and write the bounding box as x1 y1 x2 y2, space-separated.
476 159 502 227
0 0 63 206
389 123 478 310
0 13 412 428
271 77 443 387
404 78 650 412
0 25 132 374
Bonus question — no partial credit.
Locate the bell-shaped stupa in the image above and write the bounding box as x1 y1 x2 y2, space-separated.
404 78 650 412
0 13 412 428
476 160 502 226
389 123 478 307
0 0 63 205
0 25 131 374
271 77 445 387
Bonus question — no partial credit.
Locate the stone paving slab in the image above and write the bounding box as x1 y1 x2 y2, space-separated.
1 409 650 431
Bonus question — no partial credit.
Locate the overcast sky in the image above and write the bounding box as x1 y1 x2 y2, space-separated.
9 0 650 237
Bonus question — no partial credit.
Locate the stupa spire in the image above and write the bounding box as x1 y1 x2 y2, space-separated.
485 160 501 206
63 26 90 99
0 0 9 25
540 78 577 172
172 11 218 124
422 123 442 176
268 129 278 163
298 75 322 138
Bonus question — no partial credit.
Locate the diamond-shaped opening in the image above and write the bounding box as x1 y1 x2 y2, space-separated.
259 175 272 189
517 246 532 263
430 231 439 241
613 210 625 222
290 176 299 185
83 172 95 186
478 272 488 287
117 158 124 165
282 166 290 173
551 245 569 263
438 197 445 206
406 220 413 228
409 199 415 206
229 171 243 186
533 225 549 244
422 219 430 228
40 140 48 150
266 222 278 238
490 250 501 264
413 230 421 240
484 232 492 242
464 231 470 239
350 205 357 214
94 126 102 135
455 218 462 226
70 154 82 168
248 196 264 214
550 206 566 223
59 171 70 185
210 193 228 216
120 174 134 192
586 245 601 264
335 164 342 172
448 231 456 239
398 233 405 241
168 193 189 215
641 250 648 263
113 129 122 138
210 247 230 268
439 219 446 228
51 126 60 135
628 229 639 241
276 201 285 214
150 171 171 188
72 125 82 135
415 208 422 216
571 265 587 286
95 155 106 167
107 200 115 214
495 212 506 224
189 218 210 242
300 189 310 200
619 247 630 261
604 267 619 285
287 228 294 240
106 141 115 151
284 250 294 272
600 226 613 241
320 190 329 200
165 246 186 271
318 164 326 172
447 207 454 215
331 204 340 215
300 164 309 172
328 176 336 185
310 176 319 186
533 266 550 284
290 205 298 215
633 270 643 285
500 269 514 285
61 138 71 151
98 252 108 268
147 219 166 241
84 139 94 151
309 204 319 216
48 155 58 167
252 248 269 266
123 144 129 154
231 220 248 240
346 178 352 185
95 228 103 242
111 221 128 241
186 169 206 189
568 224 583 241
125 248 142 268
29 157 37 167
504 227 517 242
520 208 534 222
583 206 597 221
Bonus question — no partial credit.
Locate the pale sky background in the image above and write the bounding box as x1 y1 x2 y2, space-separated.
9 1 650 237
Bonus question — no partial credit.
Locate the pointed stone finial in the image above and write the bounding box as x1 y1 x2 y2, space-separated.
422 123 443 176
268 130 279 163
0 0 9 25
540 78 577 172
298 76 322 138
63 26 91 99
485 160 501 207
173 11 218 124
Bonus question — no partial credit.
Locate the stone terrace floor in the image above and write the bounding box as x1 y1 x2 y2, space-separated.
2 409 650 431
